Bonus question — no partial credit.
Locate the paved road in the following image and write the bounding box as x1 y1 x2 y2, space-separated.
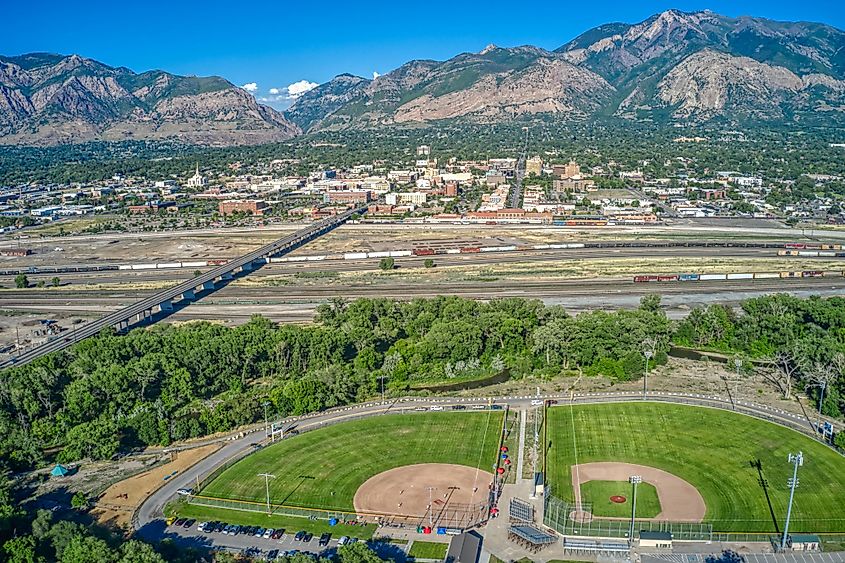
134 391 841 554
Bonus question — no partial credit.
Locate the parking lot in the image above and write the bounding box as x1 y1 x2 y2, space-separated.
166 518 366 559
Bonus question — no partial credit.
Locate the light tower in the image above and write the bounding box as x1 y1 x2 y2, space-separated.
629 475 642 541
780 452 804 550
258 473 276 515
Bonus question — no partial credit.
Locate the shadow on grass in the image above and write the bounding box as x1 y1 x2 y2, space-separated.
750 458 780 533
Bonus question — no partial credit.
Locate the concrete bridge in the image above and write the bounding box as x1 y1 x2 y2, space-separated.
1 207 364 369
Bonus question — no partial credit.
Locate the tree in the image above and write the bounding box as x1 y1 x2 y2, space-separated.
71 491 88 510
705 550 743 563
117 540 166 563
50 277 60 287
639 294 661 313
14 274 28 288
337 543 383 563
3 535 37 563
60 534 114 563
193 270 201 277
835 431 845 449
423 258 435 268
379 257 395 271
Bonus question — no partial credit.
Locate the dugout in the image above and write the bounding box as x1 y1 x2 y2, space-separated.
638 530 673 549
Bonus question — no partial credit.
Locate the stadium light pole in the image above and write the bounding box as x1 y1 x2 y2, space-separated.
734 358 742 401
427 487 436 527
629 475 642 541
780 452 803 550
258 473 276 515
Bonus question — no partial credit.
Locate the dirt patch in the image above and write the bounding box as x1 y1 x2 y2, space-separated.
571 462 705 522
353 463 492 528
91 444 220 530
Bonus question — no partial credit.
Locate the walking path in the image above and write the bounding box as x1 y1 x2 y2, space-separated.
515 408 527 479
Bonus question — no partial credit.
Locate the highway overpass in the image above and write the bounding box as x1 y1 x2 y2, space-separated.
1 207 364 369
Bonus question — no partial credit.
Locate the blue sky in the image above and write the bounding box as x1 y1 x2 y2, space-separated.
4 0 844 109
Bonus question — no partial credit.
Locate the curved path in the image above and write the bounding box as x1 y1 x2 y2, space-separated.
133 390 843 549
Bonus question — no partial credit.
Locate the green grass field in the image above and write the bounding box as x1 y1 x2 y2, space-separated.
546 402 845 532
201 411 503 512
580 480 660 518
407 540 449 559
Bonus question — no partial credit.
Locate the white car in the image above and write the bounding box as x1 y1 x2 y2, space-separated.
338 536 349 546
197 521 207 532
470 404 486 410
263 528 274 539
530 399 544 406
429 405 444 411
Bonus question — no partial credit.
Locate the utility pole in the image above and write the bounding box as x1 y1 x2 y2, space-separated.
629 475 642 541
781 452 803 550
258 473 276 515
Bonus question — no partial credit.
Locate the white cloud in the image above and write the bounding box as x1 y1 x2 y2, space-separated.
286 80 318 98
241 82 258 92
268 87 281 95
373 71 380 79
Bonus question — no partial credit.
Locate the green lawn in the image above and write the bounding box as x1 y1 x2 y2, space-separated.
546 402 845 532
580 480 660 518
407 540 448 560
168 502 375 538
202 412 503 511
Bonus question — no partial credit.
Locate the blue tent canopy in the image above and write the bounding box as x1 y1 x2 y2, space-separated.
51 464 69 477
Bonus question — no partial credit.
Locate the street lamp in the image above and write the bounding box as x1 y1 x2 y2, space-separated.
816 380 827 435
641 338 656 400
734 358 742 395
781 452 804 550
263 401 270 438
629 475 642 540
258 473 276 515
427 487 437 526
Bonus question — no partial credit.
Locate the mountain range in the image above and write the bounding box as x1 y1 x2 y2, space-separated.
0 53 300 146
3 10 845 146
287 10 845 131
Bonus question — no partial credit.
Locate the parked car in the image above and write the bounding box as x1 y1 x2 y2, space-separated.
267 550 279 561
338 536 349 546
254 527 265 538
263 528 274 539
182 519 195 529
530 399 544 406
319 533 331 546
173 518 186 527
429 405 443 411
272 528 285 540
294 531 305 541
303 532 313 542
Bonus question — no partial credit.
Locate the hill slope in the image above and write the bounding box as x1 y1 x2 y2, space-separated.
0 53 300 146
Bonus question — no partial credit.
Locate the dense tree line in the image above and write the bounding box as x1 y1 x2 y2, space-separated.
0 297 670 471
3 121 845 185
675 294 845 422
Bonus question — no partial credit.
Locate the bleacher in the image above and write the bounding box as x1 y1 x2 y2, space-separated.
562 536 631 556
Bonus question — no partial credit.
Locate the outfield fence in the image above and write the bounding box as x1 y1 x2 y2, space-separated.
187 494 488 530
544 491 845 542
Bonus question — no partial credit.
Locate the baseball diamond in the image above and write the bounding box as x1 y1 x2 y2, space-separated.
545 402 845 532
199 411 504 515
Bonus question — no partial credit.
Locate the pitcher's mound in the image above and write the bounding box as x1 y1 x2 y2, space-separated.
354 463 492 525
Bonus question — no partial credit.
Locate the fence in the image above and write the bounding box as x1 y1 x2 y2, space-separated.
544 494 714 541
187 494 488 529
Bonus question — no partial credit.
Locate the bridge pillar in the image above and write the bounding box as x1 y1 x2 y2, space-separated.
200 281 215 291
238 262 253 273
157 300 173 313
179 289 195 301
220 272 233 281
